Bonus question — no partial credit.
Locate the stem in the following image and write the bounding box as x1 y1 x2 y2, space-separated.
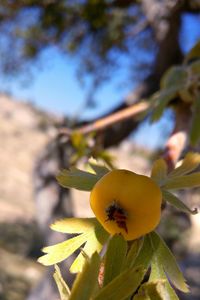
59 101 150 137
163 104 191 170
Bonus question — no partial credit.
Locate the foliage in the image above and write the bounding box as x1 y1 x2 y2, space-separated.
0 0 152 82
70 132 115 168
151 41 200 145
38 153 200 299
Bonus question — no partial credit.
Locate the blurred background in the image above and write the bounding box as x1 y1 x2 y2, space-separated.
0 1 200 299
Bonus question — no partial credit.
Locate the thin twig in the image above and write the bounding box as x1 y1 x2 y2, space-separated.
59 101 151 136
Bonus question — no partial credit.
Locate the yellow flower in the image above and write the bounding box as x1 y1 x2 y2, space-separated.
90 169 162 240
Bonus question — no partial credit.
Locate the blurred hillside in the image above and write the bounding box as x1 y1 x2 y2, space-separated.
0 94 60 300
0 94 58 226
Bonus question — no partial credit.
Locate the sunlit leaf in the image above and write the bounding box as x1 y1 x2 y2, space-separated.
38 233 89 266
162 190 198 215
70 223 109 273
94 266 146 300
71 132 87 150
151 159 168 184
53 265 71 300
39 218 109 271
149 232 189 293
162 172 200 190
133 280 166 300
57 167 103 191
150 256 179 300
190 96 200 146
124 238 144 270
51 218 99 234
69 252 101 300
151 88 178 122
168 152 200 178
103 235 127 286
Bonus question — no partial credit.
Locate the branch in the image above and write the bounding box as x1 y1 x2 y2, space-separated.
59 100 150 137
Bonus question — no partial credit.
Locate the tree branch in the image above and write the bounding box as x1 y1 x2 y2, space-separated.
59 101 150 137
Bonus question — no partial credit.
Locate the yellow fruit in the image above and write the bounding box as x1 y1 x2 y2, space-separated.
90 169 162 241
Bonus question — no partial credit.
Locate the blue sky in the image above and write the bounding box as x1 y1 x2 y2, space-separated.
0 13 200 149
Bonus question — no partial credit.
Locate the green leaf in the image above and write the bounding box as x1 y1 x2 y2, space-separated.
189 59 200 74
38 233 89 266
103 235 128 286
190 96 200 145
51 218 99 234
151 159 168 184
69 252 101 300
124 238 144 270
133 235 156 270
70 222 109 273
71 132 87 150
162 172 200 190
89 162 110 177
133 281 167 300
53 265 71 300
39 218 109 271
149 232 189 293
94 266 146 300
57 167 103 191
151 88 178 122
168 152 200 178
96 150 115 169
184 41 200 63
162 190 198 215
150 256 179 300
161 66 187 90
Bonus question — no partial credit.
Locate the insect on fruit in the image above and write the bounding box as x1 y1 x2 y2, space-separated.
105 200 128 233
90 169 162 240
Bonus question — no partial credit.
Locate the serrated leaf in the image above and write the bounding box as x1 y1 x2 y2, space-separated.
149 231 189 293
133 281 167 300
53 265 70 300
69 252 101 300
190 96 200 145
103 235 127 286
150 256 179 300
57 167 103 191
151 88 177 122
151 159 168 184
162 190 198 215
51 218 99 234
70 223 109 273
168 152 200 178
94 266 146 300
39 218 109 270
124 238 144 270
38 233 89 266
162 172 200 190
